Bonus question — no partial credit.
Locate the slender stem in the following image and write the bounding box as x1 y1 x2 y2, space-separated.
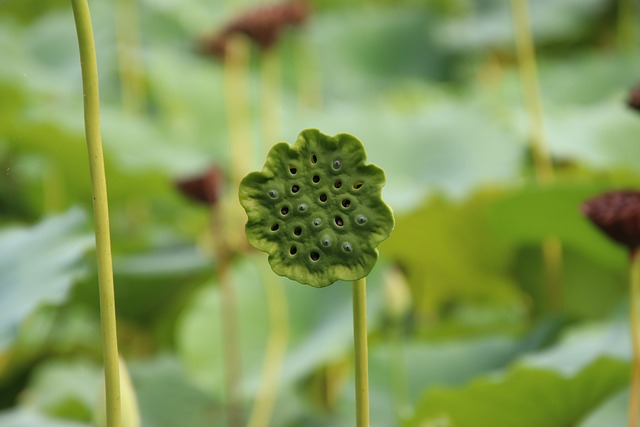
542 236 563 312
629 251 640 427
246 51 289 427
246 262 289 427
618 0 636 54
70 1 121 426
510 0 562 312
352 277 370 427
295 32 322 111
224 36 253 188
509 0 554 184
260 50 281 156
115 0 145 114
211 206 243 427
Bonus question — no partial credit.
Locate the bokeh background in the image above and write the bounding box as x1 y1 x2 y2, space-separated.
1 0 640 426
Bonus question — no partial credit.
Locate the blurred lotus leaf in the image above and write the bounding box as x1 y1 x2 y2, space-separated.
239 129 394 287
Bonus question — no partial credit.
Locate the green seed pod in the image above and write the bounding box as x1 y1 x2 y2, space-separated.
239 129 394 287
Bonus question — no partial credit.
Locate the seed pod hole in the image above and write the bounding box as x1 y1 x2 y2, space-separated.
321 236 331 247
353 182 363 190
281 206 289 215
333 160 341 169
310 252 320 261
313 218 322 226
298 203 307 212
319 194 328 202
312 175 320 183
292 185 300 193
271 224 279 231
289 166 297 175
335 216 344 226
311 154 317 164
343 242 352 252
289 245 297 255
334 180 342 189
341 199 351 208
294 227 302 236
356 214 367 224
268 189 279 198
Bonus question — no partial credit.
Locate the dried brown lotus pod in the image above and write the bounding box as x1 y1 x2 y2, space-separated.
175 166 224 206
199 0 310 58
628 85 640 112
581 190 640 252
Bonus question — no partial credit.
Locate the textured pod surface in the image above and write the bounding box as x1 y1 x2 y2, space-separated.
239 129 395 287
581 190 640 251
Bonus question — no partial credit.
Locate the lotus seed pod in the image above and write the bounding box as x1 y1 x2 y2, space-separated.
239 129 395 287
581 190 640 251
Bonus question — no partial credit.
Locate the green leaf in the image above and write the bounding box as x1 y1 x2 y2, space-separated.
0 409 90 427
522 318 630 375
580 389 629 427
20 358 100 422
489 181 626 269
0 208 93 350
239 129 394 287
408 357 629 427
129 356 223 427
381 192 526 332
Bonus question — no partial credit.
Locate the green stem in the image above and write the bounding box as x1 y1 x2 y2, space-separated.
510 0 562 312
211 207 243 427
260 50 281 157
70 1 121 427
352 277 369 427
246 262 289 427
510 0 554 185
294 32 322 111
224 35 253 189
115 0 145 114
629 251 640 427
618 0 636 54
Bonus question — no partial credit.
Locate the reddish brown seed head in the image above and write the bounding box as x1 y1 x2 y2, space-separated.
175 166 224 206
581 190 640 251
627 85 640 113
199 0 311 58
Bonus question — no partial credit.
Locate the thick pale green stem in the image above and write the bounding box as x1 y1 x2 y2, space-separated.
352 277 369 427
70 1 121 427
510 0 562 312
629 252 640 427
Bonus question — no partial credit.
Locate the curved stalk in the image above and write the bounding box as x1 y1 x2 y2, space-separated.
629 251 640 427
70 1 121 426
353 277 370 427
246 262 289 427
